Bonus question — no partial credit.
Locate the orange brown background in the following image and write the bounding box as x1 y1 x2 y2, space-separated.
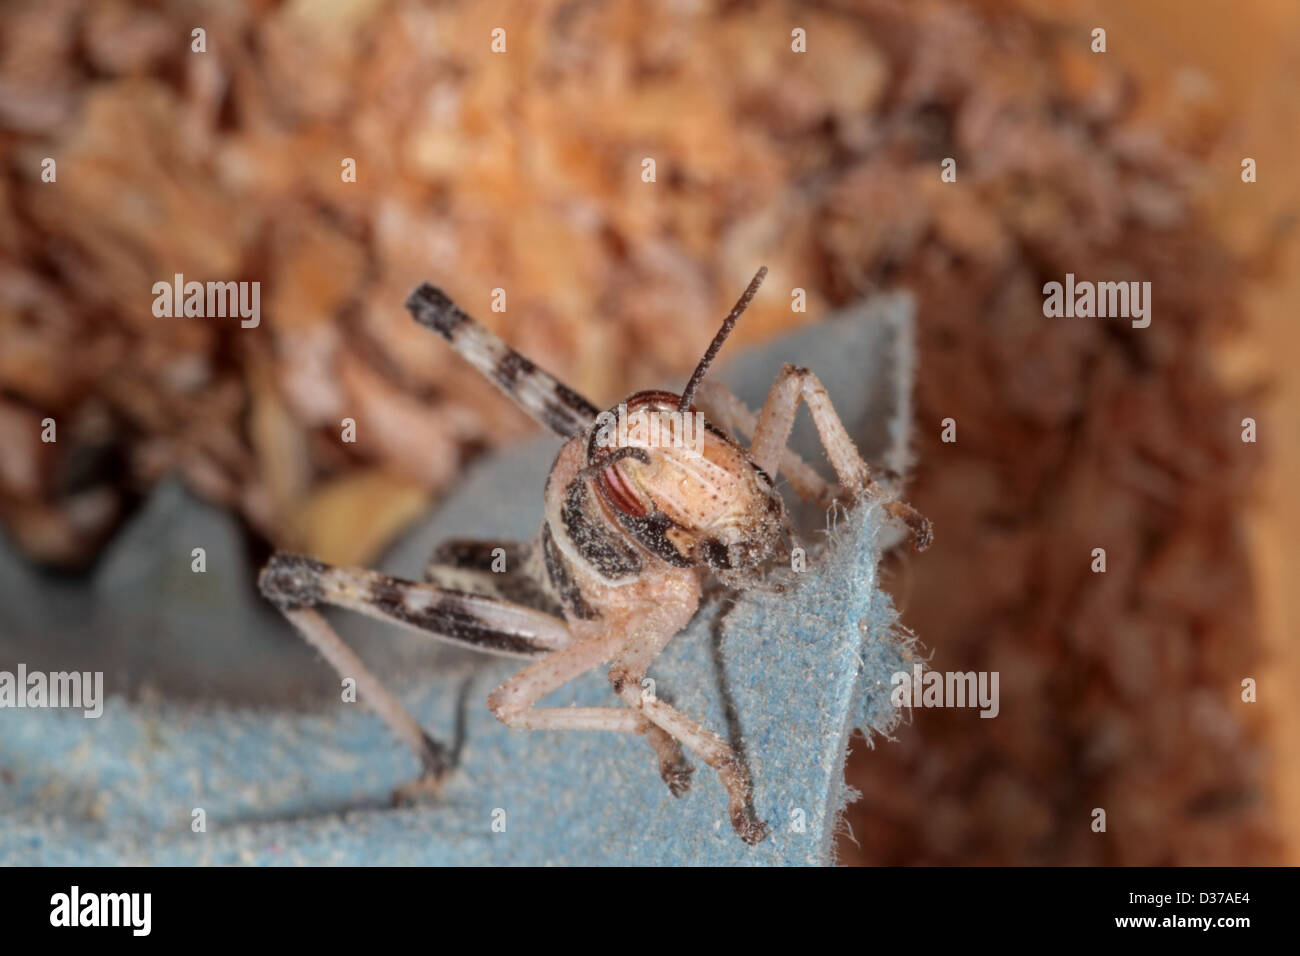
0 0 1294 863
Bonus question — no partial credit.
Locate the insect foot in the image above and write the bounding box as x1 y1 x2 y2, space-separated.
660 756 695 798
910 513 934 551
391 759 451 807
733 807 769 846
716 754 767 845
410 730 453 784
887 501 934 552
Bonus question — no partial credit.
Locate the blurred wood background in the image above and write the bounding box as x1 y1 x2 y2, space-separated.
1025 0 1300 864
0 0 1293 864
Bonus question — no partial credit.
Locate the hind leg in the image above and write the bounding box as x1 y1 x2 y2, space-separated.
258 553 572 797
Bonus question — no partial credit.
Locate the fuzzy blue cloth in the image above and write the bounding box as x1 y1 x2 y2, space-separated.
0 295 915 865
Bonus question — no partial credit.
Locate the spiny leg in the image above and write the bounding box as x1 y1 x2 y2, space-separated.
695 380 837 507
606 637 695 799
645 696 767 845
405 284 599 439
485 630 641 733
259 553 572 795
487 633 767 844
261 554 573 657
749 363 932 549
638 724 694 798
276 605 450 795
608 641 767 845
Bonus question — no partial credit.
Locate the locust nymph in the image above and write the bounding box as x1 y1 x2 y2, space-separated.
259 266 931 844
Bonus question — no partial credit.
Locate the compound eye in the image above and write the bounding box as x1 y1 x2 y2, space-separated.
598 461 649 517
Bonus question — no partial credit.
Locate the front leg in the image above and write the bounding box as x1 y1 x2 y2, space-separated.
485 630 640 733
607 640 694 800
608 671 767 845
749 364 932 549
487 628 766 845
609 635 766 845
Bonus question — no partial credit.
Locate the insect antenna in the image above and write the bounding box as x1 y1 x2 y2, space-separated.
678 266 767 412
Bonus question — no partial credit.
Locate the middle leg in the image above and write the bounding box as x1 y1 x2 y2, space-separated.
695 379 838 507
486 626 767 844
749 364 932 549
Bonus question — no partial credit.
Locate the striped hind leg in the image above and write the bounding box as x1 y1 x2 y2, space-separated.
405 283 600 439
422 538 564 618
258 553 573 794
